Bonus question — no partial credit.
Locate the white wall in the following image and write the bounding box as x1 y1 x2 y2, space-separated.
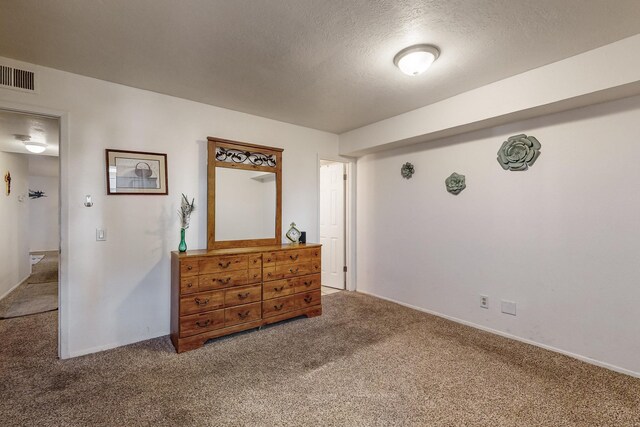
0 151 30 299
28 155 59 252
357 95 640 376
0 57 340 357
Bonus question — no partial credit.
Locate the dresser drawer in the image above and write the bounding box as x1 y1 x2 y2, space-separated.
248 254 262 268
295 290 321 309
275 262 316 278
262 252 277 265
293 274 321 293
180 277 198 294
199 255 248 274
263 279 295 300
180 290 224 316
224 284 262 307
180 309 225 337
181 259 199 277
262 295 296 318
224 302 262 326
263 266 284 282
198 270 248 291
276 248 320 265
248 268 262 284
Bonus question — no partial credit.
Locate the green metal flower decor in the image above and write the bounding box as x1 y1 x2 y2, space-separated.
497 134 541 171
401 162 415 179
445 172 466 195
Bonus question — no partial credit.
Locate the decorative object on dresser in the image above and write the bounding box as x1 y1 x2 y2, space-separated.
445 172 466 195
401 162 414 179
178 193 195 253
285 222 301 244
497 134 541 171
170 137 322 353
105 149 168 195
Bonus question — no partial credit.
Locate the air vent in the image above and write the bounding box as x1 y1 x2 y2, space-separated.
0 64 37 93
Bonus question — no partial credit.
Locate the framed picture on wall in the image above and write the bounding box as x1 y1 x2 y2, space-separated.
105 149 168 195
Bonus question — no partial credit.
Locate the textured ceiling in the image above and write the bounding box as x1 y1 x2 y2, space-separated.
1 1 639 133
0 110 59 156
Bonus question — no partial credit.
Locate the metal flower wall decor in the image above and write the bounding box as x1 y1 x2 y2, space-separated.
445 172 466 195
497 134 541 171
401 162 415 179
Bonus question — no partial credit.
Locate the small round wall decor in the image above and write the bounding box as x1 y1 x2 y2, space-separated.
401 162 415 179
445 172 466 195
497 134 541 171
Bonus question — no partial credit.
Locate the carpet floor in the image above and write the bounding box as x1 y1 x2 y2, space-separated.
0 292 638 426
0 252 58 319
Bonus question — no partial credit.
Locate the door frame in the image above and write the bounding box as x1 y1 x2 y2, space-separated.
317 155 356 292
0 100 69 359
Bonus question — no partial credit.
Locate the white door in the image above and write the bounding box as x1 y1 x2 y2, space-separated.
320 162 345 289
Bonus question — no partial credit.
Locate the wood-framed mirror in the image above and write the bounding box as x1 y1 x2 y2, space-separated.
207 137 283 250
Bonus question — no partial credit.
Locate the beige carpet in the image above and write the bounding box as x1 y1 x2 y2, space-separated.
0 292 638 426
0 252 58 319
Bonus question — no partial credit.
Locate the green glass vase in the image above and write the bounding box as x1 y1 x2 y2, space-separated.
178 228 187 253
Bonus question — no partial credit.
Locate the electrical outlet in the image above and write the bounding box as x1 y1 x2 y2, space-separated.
480 295 489 309
96 228 106 241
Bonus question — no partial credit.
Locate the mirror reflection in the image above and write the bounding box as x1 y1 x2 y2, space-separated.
215 168 276 241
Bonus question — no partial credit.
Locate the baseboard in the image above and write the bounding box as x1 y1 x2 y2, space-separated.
357 290 640 379
0 274 30 301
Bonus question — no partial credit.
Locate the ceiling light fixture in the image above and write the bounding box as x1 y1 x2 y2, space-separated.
15 134 47 154
393 44 440 76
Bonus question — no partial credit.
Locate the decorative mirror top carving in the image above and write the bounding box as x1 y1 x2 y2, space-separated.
215 147 277 168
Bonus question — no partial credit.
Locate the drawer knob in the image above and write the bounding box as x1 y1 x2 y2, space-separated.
195 319 211 328
194 298 210 306
253 259 259 264
238 311 250 319
303 281 312 287
289 267 299 274
187 265 193 270
237 292 250 300
217 277 232 284
289 254 299 261
274 286 284 292
218 261 232 268
186 282 193 288
304 295 313 304
274 303 284 311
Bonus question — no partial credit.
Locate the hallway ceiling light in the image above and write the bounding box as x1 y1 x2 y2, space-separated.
15 134 47 153
393 44 440 76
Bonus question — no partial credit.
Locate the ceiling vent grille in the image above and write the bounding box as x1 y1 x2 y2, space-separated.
0 64 37 93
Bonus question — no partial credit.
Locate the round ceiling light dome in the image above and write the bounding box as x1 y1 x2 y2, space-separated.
15 135 47 154
393 44 440 76
25 141 47 153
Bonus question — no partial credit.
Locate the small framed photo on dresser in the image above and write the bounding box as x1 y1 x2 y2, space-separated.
105 149 168 195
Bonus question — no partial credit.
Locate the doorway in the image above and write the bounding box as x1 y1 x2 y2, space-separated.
0 108 60 350
319 160 347 291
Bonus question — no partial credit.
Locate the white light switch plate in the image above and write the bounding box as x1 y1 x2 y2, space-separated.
501 300 516 316
96 228 106 241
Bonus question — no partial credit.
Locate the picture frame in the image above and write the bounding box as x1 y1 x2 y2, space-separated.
105 149 168 195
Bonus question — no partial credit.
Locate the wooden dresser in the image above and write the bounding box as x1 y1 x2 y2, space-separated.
171 243 322 353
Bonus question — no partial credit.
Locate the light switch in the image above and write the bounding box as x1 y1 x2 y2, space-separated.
96 228 106 241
